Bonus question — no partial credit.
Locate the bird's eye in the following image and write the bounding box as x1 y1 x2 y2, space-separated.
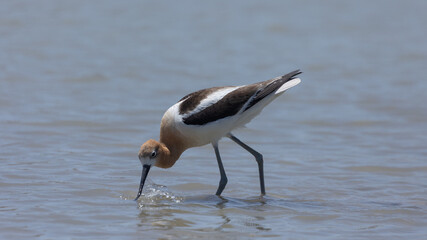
151 151 157 158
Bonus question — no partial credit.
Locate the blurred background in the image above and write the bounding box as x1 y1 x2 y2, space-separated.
1 1 426 239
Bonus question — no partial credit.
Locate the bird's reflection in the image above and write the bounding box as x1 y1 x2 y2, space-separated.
136 192 273 234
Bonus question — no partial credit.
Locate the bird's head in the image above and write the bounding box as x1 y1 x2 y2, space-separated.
134 139 164 200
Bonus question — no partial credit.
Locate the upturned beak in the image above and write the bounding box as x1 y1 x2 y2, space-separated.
134 164 151 201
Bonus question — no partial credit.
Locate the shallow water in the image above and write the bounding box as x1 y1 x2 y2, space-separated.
1 0 427 239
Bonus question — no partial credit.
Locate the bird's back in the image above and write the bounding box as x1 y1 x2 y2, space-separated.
161 70 302 147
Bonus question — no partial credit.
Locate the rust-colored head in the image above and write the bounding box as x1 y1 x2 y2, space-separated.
135 139 171 201
138 139 161 164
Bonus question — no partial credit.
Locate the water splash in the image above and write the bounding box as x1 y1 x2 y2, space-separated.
135 184 183 208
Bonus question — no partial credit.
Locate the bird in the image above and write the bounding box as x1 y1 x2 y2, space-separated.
135 70 301 200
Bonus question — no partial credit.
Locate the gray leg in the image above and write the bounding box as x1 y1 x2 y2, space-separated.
212 142 228 196
227 133 266 195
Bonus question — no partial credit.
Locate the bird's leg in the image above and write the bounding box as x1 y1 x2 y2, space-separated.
212 142 228 196
227 133 266 195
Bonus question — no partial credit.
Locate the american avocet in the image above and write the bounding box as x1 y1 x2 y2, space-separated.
135 70 301 200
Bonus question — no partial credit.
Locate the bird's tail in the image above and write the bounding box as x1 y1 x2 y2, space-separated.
275 70 302 94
